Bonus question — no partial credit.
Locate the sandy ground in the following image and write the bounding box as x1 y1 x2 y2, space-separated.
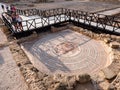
10 1 120 13
98 8 120 15
0 29 28 90
34 1 119 12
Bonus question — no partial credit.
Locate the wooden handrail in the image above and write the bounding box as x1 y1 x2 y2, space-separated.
2 8 120 34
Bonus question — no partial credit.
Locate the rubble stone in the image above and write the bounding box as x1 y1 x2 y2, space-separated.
77 74 91 83
110 42 120 49
103 38 111 44
102 68 116 80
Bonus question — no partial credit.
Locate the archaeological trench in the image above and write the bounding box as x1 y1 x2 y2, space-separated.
0 22 119 90
0 1 120 90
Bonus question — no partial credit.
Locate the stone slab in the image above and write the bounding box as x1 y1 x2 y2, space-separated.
102 68 116 80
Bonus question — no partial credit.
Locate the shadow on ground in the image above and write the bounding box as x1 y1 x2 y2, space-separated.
31 46 70 73
0 53 4 65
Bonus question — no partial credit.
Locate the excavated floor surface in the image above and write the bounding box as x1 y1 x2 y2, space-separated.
21 29 111 75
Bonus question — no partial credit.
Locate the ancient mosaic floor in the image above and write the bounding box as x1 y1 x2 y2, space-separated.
22 29 110 75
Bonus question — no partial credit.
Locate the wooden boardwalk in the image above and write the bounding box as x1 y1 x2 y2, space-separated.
2 8 120 35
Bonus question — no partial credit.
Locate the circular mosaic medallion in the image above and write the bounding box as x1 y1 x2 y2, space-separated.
26 30 110 75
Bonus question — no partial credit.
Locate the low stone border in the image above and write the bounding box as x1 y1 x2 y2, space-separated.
51 26 68 33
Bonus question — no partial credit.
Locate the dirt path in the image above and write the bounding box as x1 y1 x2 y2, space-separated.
34 1 119 12
98 8 120 15
0 28 28 90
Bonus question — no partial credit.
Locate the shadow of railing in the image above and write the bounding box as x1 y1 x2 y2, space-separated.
0 53 4 65
31 45 70 73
